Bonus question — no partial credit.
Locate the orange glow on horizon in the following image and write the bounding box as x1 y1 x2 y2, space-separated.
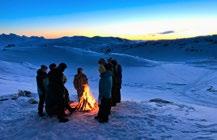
14 18 217 41
20 32 216 41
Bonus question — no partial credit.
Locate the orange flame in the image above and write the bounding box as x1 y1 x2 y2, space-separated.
76 84 98 111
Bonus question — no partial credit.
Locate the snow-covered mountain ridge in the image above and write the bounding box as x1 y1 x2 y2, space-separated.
1 33 217 61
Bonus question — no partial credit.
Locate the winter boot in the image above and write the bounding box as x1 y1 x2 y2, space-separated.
58 117 69 123
38 112 45 117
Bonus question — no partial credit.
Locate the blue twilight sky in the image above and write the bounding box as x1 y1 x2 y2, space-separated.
0 0 217 40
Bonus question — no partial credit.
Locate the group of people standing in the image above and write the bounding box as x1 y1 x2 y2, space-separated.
36 63 74 122
36 58 122 123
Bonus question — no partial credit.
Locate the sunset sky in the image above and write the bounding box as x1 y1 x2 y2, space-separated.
0 0 217 40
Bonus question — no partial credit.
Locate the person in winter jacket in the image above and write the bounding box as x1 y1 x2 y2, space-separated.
46 63 69 123
111 59 122 106
63 74 75 113
96 63 113 123
73 68 88 101
48 63 57 77
36 65 48 117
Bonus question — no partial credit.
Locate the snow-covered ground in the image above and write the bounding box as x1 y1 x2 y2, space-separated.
1 35 217 139
1 96 217 140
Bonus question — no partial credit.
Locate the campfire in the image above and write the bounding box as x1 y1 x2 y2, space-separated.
76 84 98 112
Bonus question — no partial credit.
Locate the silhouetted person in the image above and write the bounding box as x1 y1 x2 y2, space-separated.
107 58 114 106
111 59 122 106
36 65 48 117
48 63 57 77
73 68 88 101
46 63 69 123
63 74 75 113
96 63 113 123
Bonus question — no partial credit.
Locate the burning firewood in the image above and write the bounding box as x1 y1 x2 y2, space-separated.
76 84 98 112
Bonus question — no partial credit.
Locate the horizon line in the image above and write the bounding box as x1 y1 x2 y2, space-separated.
1 33 217 41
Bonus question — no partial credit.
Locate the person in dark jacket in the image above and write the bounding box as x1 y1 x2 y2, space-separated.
73 68 88 101
63 74 75 113
107 58 115 106
96 63 113 123
48 63 57 77
46 63 69 123
111 59 122 106
36 65 48 117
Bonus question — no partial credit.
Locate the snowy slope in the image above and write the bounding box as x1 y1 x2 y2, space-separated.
0 45 157 96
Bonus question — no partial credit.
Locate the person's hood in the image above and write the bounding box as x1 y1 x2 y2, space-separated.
57 67 65 73
37 69 47 76
37 69 43 75
58 63 67 72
